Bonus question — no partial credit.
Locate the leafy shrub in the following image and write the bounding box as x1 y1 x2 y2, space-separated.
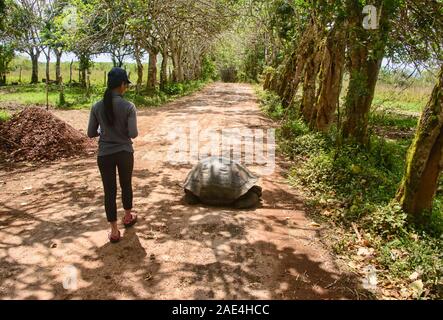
201 56 219 81
258 90 285 119
0 110 10 122
256 86 443 298
162 82 184 95
364 203 408 237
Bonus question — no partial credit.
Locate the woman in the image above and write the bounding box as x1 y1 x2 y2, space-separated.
87 67 138 243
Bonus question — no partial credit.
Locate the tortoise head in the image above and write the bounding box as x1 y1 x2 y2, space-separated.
250 185 262 197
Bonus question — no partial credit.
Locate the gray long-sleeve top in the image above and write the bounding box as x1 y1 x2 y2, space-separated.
87 92 138 156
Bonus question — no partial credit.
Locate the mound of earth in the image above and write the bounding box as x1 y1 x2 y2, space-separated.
0 107 95 162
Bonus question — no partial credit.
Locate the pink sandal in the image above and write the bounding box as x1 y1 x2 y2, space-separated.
122 213 137 228
109 230 121 243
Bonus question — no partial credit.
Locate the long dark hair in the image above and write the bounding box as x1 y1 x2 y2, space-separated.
103 80 125 126
103 67 130 126
103 87 115 126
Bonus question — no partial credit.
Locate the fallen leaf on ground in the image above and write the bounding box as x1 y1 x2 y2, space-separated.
409 271 420 281
321 210 332 216
400 287 411 298
308 222 321 227
357 247 374 257
409 280 424 297
348 261 358 269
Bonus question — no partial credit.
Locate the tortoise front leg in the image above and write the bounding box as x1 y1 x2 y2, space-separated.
184 189 200 205
233 190 260 209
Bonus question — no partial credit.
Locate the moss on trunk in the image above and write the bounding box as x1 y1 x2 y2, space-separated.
312 26 346 132
397 65 443 221
147 48 159 91
341 0 391 145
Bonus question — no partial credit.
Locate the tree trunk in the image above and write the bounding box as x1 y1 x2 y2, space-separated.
55 49 63 84
341 1 391 145
79 54 89 88
300 40 321 124
263 69 273 90
30 50 39 84
160 47 168 90
266 67 282 93
171 50 178 82
282 54 307 107
111 52 124 68
69 60 73 83
171 43 184 83
117 57 123 68
279 21 317 107
178 51 184 82
341 52 383 144
147 48 158 91
396 65 443 222
45 50 50 83
277 50 297 98
81 68 86 87
133 44 143 92
85 69 91 97
312 26 346 132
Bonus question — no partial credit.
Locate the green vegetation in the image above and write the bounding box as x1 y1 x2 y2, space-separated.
375 69 436 114
257 84 443 299
0 110 10 122
0 66 210 110
5 56 148 85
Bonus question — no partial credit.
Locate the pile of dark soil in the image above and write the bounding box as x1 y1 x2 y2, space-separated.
0 107 95 162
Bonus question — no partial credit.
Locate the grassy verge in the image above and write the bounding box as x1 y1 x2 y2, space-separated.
0 79 210 111
127 80 209 108
0 110 10 122
372 83 431 113
256 87 442 300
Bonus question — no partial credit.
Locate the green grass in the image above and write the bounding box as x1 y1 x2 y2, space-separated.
0 110 10 122
257 87 443 299
5 56 150 86
2 56 204 109
0 83 103 109
369 112 418 129
0 79 210 111
372 83 431 113
339 72 433 115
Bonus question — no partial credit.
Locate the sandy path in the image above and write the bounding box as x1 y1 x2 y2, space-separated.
0 82 362 299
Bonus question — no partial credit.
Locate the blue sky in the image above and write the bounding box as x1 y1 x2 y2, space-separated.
30 51 147 64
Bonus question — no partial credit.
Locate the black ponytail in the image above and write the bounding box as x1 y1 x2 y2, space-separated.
103 67 130 126
103 87 114 126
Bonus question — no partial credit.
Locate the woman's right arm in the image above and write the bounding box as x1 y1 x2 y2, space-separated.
127 104 138 139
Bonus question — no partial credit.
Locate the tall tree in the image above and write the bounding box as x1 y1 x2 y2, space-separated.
0 0 14 86
6 0 44 83
396 65 443 223
341 0 399 144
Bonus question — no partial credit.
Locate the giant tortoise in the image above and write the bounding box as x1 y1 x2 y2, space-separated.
183 156 262 208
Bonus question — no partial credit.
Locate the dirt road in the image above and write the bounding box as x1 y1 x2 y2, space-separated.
0 82 363 299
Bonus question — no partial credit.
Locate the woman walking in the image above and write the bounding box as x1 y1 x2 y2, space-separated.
87 67 138 243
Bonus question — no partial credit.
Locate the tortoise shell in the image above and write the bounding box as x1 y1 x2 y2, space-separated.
183 156 259 204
